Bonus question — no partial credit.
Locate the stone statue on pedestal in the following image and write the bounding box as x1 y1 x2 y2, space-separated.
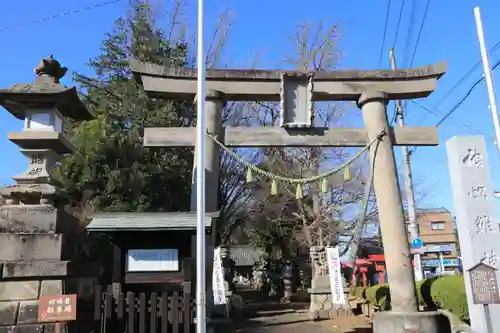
252 261 264 290
253 260 266 291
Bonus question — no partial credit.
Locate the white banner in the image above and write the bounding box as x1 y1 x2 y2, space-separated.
212 247 227 305
326 247 345 304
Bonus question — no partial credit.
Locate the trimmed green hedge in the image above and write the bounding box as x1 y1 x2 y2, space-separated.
430 275 468 321
349 286 366 298
352 275 468 321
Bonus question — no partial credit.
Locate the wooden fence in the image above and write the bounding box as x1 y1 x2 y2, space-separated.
94 282 195 333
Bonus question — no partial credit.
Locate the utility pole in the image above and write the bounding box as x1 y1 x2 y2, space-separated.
389 48 423 282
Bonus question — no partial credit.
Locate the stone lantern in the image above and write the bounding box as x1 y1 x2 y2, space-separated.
0 55 93 204
0 56 95 332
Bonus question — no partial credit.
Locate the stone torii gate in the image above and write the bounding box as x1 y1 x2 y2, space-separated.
131 61 448 332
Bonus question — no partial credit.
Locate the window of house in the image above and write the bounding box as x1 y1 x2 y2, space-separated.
431 221 445 230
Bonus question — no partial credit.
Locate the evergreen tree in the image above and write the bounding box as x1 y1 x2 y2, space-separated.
55 1 193 217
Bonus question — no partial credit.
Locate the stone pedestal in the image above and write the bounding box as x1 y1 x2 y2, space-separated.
0 196 97 333
0 322 68 333
282 280 292 303
372 311 452 333
308 246 350 320
308 277 351 320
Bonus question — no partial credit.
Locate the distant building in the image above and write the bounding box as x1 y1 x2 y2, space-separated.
230 245 265 268
343 208 458 283
411 208 458 276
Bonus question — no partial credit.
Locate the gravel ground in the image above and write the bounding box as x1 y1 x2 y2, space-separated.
219 285 373 333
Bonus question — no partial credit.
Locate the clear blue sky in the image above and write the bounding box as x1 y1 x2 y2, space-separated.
1 0 500 216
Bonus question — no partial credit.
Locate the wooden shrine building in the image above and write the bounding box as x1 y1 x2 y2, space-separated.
86 212 219 292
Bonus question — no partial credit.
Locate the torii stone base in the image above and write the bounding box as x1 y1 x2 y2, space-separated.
372 311 452 333
308 286 352 320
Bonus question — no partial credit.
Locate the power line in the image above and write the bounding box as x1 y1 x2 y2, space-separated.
434 40 500 109
379 0 392 67
410 58 500 154
435 62 498 127
415 40 500 126
411 100 495 141
403 0 430 122
400 0 418 113
409 0 431 67
391 0 406 50
388 1 407 125
0 0 123 33
402 0 418 67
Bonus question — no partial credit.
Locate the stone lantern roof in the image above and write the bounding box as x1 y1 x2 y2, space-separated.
0 55 94 121
0 56 94 205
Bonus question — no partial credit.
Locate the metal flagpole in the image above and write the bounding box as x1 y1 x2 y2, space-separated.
474 7 500 158
196 0 207 330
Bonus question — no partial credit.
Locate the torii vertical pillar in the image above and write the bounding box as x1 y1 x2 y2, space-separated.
191 90 224 213
191 90 224 316
359 91 451 333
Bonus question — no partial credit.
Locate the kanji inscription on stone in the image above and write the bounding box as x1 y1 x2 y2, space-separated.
462 148 484 169
469 185 488 199
38 294 77 322
475 215 494 234
31 154 43 165
482 250 499 267
469 263 500 305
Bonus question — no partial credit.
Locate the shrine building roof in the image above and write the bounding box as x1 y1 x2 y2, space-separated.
86 211 220 232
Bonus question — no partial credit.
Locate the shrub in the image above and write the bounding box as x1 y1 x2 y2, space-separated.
359 275 468 323
419 276 439 308
355 287 366 298
365 284 390 309
362 281 424 308
349 287 366 298
430 275 469 321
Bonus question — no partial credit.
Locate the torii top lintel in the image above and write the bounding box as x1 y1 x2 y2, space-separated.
130 59 448 102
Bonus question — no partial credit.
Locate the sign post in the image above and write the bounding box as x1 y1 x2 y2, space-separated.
326 247 345 304
38 294 77 333
212 247 227 306
410 246 427 255
468 262 500 333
